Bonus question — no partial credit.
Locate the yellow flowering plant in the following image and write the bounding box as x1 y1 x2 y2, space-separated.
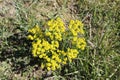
27 17 86 71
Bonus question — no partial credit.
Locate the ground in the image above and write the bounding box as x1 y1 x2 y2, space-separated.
0 0 120 80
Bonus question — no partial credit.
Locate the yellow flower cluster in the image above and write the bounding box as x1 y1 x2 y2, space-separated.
27 17 86 71
45 17 65 41
72 37 86 50
68 20 84 36
27 25 43 40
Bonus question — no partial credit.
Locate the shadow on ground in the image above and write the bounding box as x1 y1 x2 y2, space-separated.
0 32 41 74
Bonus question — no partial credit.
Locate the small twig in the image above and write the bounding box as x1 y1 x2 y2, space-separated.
89 14 92 40
82 13 92 40
65 71 79 76
87 40 96 48
44 75 64 80
82 13 91 22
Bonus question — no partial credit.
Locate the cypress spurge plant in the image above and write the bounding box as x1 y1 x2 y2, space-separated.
27 17 86 71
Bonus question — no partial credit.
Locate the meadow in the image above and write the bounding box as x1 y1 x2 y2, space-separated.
0 0 120 80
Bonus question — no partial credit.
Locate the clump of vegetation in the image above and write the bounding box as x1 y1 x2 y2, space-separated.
27 17 86 71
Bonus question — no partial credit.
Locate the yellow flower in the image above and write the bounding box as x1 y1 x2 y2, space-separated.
45 32 51 36
46 58 50 62
28 29 36 34
71 29 77 36
52 40 59 48
32 48 37 56
33 53 37 57
27 35 34 40
76 38 86 50
47 67 51 71
52 55 56 59
50 35 54 40
50 45 56 50
44 55 48 60
47 19 54 26
69 20 75 25
37 48 41 52
73 37 78 41
61 51 67 56
64 58 67 61
39 55 43 58
36 39 41 44
41 49 45 53
51 66 56 71
28 25 40 34
67 48 78 60
55 57 61 63
51 60 56 65
76 20 84 28
62 61 67 64
46 63 51 67
41 63 45 69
